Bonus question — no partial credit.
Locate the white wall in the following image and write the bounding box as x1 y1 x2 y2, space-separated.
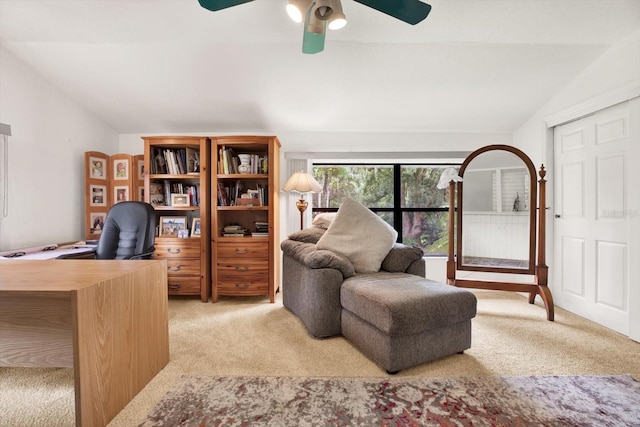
514 29 640 166
0 48 119 250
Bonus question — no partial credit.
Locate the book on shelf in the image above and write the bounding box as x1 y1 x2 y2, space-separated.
220 146 236 174
222 224 247 236
250 232 269 237
150 148 193 175
254 221 269 231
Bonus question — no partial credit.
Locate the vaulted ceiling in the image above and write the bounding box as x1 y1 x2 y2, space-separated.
1 0 638 135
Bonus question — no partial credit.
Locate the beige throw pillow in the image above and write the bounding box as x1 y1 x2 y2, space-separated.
316 198 397 273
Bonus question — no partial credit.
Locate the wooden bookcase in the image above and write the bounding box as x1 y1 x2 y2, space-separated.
211 135 281 303
143 136 210 302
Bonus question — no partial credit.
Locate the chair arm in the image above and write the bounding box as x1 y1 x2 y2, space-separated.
56 248 97 259
127 247 156 260
281 239 355 278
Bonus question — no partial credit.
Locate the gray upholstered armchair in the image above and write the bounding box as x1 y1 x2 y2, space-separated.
281 226 425 338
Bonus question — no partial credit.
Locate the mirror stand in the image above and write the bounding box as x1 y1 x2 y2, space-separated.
447 148 554 321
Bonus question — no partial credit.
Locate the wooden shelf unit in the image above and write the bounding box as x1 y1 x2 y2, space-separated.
143 136 210 302
211 136 281 303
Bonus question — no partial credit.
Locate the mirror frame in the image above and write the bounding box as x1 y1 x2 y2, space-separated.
456 144 537 274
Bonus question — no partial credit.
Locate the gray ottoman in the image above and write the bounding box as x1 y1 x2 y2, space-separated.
340 272 477 373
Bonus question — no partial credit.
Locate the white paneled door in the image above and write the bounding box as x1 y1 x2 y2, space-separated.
553 99 639 341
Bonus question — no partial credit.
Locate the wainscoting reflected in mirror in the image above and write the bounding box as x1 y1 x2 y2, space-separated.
459 149 534 272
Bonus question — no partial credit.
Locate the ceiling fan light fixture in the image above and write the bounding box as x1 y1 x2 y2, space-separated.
327 1 346 30
307 11 326 35
286 0 312 23
313 0 335 21
328 14 346 30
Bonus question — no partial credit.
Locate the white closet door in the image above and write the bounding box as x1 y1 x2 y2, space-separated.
553 99 639 340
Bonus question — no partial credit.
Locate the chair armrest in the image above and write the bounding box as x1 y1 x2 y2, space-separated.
281 239 355 278
126 247 156 260
56 248 97 259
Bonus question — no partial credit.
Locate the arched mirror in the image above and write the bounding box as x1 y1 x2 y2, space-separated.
446 144 554 321
457 146 537 274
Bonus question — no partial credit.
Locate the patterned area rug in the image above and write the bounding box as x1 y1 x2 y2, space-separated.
140 375 640 426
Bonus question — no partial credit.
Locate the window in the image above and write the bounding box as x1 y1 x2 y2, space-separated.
311 164 458 256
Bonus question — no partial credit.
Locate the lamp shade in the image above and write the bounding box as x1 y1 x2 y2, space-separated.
437 167 463 190
282 171 322 193
287 0 312 23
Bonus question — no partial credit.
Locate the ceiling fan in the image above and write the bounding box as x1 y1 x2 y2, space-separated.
197 0 432 54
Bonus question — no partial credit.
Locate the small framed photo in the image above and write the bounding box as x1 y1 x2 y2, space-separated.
114 185 129 203
90 184 107 207
149 182 165 206
160 216 187 237
178 229 190 238
191 218 201 237
113 159 129 180
90 157 107 180
171 193 190 207
137 159 145 180
138 186 145 202
90 212 106 234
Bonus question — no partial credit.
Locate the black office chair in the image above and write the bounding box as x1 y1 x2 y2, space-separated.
94 201 157 260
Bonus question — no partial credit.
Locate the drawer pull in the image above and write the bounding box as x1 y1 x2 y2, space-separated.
235 247 249 254
168 265 182 272
235 265 249 272
235 282 249 289
167 248 181 254
168 283 181 290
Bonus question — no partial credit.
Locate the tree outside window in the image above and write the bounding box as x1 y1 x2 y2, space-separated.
312 164 458 256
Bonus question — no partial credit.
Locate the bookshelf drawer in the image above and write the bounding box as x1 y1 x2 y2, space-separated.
217 242 268 259
167 276 201 295
155 240 201 258
217 260 268 280
216 280 268 295
165 258 201 276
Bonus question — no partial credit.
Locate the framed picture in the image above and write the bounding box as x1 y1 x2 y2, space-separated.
160 216 187 237
113 159 129 180
137 159 145 180
90 212 106 234
149 182 165 206
90 184 107 207
191 218 201 237
114 185 129 203
171 193 190 207
89 157 107 180
138 186 145 202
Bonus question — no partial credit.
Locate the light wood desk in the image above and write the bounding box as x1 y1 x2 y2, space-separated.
0 259 169 426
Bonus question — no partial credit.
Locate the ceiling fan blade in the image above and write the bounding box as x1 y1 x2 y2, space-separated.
353 0 431 25
197 0 254 12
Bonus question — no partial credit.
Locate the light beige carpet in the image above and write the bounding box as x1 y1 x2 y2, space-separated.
1 290 638 426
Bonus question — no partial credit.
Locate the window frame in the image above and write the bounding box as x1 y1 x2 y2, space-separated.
311 163 460 255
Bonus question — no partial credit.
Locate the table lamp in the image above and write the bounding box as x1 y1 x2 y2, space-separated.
282 170 322 230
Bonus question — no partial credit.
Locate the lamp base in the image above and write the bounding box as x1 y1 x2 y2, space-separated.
296 199 308 230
